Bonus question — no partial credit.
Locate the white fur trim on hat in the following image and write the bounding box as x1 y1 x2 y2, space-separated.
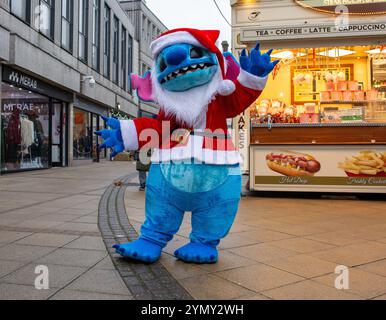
217 79 236 96
151 32 204 58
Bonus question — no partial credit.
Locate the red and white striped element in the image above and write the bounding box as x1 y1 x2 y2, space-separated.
120 69 267 165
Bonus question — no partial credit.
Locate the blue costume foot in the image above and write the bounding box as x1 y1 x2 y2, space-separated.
113 239 162 263
174 242 218 264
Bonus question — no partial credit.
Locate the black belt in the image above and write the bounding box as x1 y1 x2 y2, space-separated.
190 131 231 139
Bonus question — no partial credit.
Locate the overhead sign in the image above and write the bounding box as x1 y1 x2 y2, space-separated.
2 66 73 102
295 0 386 15
241 22 386 41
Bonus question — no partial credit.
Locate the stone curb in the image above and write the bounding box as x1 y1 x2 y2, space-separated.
98 174 192 300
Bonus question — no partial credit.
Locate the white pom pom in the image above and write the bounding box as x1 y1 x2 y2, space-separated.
218 79 236 96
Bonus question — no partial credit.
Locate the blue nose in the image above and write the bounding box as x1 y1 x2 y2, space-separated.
165 47 188 66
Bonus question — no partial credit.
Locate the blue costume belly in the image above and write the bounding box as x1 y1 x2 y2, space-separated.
160 161 239 193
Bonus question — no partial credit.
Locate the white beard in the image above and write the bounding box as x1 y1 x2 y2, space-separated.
151 67 222 128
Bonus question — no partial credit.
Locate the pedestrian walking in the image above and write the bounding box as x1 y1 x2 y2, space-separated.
134 149 152 191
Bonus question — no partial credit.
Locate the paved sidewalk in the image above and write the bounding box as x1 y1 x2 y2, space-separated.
0 161 136 300
1 162 386 300
125 185 386 300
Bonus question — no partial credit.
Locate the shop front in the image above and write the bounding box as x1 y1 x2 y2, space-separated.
1 66 71 173
233 3 386 193
72 98 110 162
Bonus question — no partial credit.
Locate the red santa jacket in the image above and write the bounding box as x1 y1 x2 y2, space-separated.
120 70 267 165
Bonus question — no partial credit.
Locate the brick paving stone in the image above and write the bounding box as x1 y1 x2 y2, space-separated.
15 233 79 247
179 274 255 300
262 280 363 300
216 264 304 293
0 260 26 278
1 263 86 288
312 269 386 299
0 231 32 244
36 248 107 267
66 269 129 295
49 289 132 300
0 244 56 262
0 283 58 300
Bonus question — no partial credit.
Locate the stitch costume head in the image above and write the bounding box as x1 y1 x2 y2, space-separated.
99 28 278 264
132 29 237 126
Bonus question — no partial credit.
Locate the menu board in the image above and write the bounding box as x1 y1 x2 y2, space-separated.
251 145 386 193
294 0 386 15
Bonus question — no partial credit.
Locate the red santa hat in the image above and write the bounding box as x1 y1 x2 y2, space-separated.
150 28 236 96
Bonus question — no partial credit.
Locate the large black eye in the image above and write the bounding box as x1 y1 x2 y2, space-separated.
190 47 204 59
159 57 167 72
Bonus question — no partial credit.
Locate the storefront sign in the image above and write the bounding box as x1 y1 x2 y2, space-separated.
241 22 386 41
1 100 49 115
2 66 73 102
295 0 386 15
250 145 386 192
233 109 250 173
5 69 39 91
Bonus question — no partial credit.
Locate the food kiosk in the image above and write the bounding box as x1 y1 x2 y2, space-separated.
231 0 386 193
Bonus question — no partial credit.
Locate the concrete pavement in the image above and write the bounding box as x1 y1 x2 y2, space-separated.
125 179 386 300
0 161 135 300
1 161 386 300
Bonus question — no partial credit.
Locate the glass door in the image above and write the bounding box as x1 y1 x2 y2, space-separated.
51 101 67 167
92 113 100 162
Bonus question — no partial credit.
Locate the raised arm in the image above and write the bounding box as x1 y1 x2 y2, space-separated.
220 43 279 118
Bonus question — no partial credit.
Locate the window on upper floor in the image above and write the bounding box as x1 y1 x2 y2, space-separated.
121 27 127 90
92 0 101 71
103 4 111 78
78 0 88 62
61 0 73 52
112 16 119 85
128 34 133 93
10 0 30 23
147 20 151 45
152 25 156 42
39 0 55 39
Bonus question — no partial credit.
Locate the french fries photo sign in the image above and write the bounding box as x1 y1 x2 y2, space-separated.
251 145 386 193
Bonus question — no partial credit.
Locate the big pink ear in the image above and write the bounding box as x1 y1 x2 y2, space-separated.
130 72 154 102
223 53 240 82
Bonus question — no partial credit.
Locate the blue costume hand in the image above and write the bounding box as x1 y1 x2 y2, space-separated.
239 43 279 77
95 116 125 159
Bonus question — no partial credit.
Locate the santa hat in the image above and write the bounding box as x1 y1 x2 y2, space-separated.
150 28 236 96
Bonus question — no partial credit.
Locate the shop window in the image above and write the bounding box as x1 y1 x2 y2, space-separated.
1 83 50 172
61 0 73 52
103 4 111 78
113 16 120 85
73 108 93 160
73 109 104 161
39 0 55 39
10 0 30 23
92 0 101 71
78 0 88 62
121 27 127 90
250 45 386 126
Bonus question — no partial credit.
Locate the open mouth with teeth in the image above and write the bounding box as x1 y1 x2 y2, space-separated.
160 63 215 84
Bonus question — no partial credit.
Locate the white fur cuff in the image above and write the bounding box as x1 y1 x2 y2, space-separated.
238 69 268 91
119 120 139 151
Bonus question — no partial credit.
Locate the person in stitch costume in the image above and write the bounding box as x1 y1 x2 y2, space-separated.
97 28 278 264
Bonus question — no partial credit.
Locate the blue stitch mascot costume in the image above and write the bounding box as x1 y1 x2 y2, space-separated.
98 28 278 264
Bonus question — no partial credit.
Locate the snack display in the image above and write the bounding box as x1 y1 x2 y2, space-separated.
253 100 299 124
266 151 321 177
338 151 386 177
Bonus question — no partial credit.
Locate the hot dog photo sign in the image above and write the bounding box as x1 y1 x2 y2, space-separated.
250 145 386 193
